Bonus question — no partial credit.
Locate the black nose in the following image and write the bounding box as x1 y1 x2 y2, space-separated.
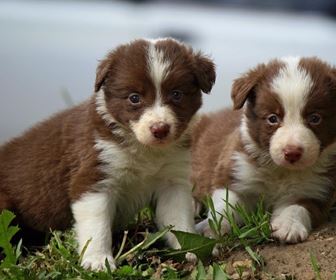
150 122 170 139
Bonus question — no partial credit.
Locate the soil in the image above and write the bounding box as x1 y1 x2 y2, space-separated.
225 215 336 279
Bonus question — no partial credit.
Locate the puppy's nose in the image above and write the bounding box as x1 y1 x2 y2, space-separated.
150 122 170 139
283 146 303 164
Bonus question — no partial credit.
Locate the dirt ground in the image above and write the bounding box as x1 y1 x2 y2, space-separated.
226 217 336 279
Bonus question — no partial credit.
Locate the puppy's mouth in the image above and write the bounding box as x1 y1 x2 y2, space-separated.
271 152 319 171
146 137 174 147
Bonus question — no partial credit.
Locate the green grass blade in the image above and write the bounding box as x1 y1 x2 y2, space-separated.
245 246 262 267
213 263 229 280
310 251 321 280
196 260 206 280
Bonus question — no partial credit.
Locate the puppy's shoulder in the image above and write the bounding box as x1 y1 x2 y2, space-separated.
193 108 242 148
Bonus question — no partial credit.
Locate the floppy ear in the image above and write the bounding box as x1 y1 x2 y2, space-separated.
231 64 266 110
193 52 216 94
95 57 111 92
331 67 336 83
325 66 336 94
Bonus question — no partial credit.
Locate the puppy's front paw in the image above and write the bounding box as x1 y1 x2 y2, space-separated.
271 205 311 244
271 216 309 243
81 253 116 271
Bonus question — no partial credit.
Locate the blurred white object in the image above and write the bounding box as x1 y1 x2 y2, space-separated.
0 0 335 143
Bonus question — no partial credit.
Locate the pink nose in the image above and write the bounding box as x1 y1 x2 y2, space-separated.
150 122 170 139
283 146 303 164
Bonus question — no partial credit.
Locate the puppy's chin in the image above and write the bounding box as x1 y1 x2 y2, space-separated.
141 139 174 148
133 132 176 148
271 156 318 171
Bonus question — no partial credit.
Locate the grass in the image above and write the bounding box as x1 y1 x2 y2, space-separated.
2 193 331 279
310 251 322 280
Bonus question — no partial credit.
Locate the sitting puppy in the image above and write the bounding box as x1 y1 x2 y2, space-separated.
192 57 336 243
0 38 215 270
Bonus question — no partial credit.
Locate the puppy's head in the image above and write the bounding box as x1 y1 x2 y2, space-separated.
232 57 336 170
95 38 215 146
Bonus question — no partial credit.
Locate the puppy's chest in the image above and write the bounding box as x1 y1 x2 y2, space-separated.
94 138 189 225
95 138 188 189
231 152 332 204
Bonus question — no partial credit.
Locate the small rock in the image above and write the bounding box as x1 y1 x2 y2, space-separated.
232 259 252 269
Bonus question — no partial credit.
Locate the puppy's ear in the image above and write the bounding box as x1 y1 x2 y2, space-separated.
95 57 111 92
330 67 336 82
193 52 216 94
328 67 336 93
231 64 266 110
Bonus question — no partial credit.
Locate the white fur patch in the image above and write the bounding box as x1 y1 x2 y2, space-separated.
129 104 177 146
147 41 171 93
240 115 272 166
71 191 116 271
155 183 195 249
270 57 319 169
270 124 320 169
271 204 311 243
272 57 313 111
95 89 115 126
95 90 125 138
231 150 333 204
88 135 195 255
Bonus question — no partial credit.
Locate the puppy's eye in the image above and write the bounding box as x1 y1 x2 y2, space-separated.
307 113 322 125
171 90 183 102
267 114 279 125
128 93 141 104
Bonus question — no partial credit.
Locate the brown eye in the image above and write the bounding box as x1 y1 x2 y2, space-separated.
128 93 141 104
171 90 184 102
267 114 279 125
307 113 322 125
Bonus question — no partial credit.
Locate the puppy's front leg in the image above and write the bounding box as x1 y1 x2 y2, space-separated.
155 181 196 262
71 191 116 271
271 203 312 243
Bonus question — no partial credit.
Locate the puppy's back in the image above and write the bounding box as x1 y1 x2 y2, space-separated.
192 109 242 199
0 100 96 231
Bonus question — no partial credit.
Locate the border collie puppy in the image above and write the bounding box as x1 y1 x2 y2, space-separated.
192 57 336 243
0 38 215 270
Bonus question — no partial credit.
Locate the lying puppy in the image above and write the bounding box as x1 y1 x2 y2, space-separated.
192 57 336 243
0 38 215 270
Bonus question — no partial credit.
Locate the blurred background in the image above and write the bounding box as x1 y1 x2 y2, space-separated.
0 0 335 144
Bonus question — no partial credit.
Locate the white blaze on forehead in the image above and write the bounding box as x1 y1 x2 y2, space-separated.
147 41 171 93
271 56 314 116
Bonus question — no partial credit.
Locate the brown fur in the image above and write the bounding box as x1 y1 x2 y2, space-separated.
191 109 242 199
0 100 102 231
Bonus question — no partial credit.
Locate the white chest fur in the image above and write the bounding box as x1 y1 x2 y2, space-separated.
94 136 191 224
72 135 195 271
231 151 334 209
